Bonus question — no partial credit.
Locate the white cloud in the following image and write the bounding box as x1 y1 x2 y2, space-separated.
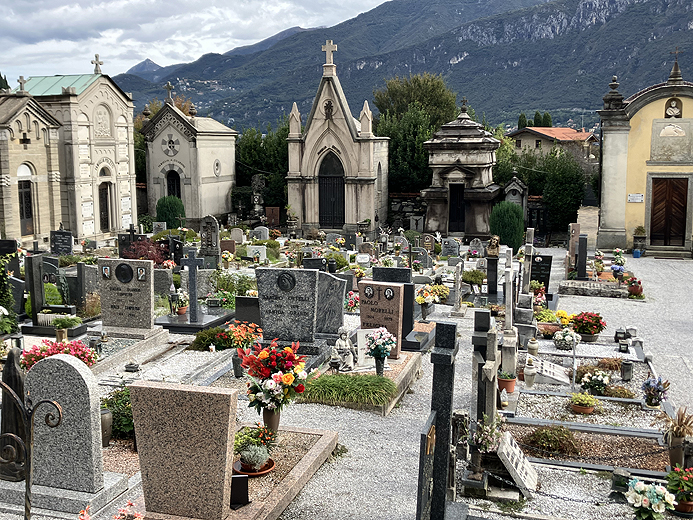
0 0 386 83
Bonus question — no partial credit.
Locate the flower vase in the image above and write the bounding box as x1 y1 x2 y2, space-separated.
675 500 693 513
176 306 188 315
644 398 661 409
55 329 68 342
669 435 685 468
421 303 430 320
374 356 386 377
262 409 281 432
223 260 229 269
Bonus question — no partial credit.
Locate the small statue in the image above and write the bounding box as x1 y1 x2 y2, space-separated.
487 235 501 257
331 330 358 371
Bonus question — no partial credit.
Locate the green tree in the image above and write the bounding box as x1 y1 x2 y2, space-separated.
373 73 458 131
543 112 552 127
527 119 534 127
0 73 9 91
156 196 186 229
490 201 524 253
541 148 585 231
518 113 527 129
534 111 543 127
375 102 434 193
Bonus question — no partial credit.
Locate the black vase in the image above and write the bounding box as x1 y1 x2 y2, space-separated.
374 356 386 377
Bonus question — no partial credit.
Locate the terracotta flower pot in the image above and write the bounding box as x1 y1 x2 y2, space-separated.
176 306 189 315
498 377 516 394
628 285 643 296
571 403 594 414
675 500 693 513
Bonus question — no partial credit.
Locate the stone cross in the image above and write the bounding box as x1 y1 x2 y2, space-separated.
471 310 500 425
128 223 136 242
91 54 103 74
671 46 682 61
180 251 204 323
521 228 534 293
504 268 514 331
322 40 338 65
17 76 27 91
164 81 174 103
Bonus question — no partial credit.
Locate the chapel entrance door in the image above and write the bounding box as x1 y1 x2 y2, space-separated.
18 180 34 236
650 178 688 246
318 152 345 229
99 183 111 232
167 171 181 199
448 183 465 233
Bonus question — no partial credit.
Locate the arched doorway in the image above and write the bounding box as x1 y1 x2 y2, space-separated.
167 170 181 199
18 180 33 236
99 183 111 232
318 151 345 228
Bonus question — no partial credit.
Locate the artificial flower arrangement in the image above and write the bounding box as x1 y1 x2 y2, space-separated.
415 285 440 305
237 339 317 413
613 248 625 257
353 267 366 279
642 375 670 407
364 327 395 358
468 249 481 259
177 289 190 308
412 260 422 272
667 464 693 504
581 369 610 395
344 291 360 311
246 289 258 297
471 412 504 453
570 312 606 335
285 250 297 262
611 264 625 277
214 320 262 351
624 478 676 520
21 339 98 370
336 237 345 247
553 328 581 350
162 259 176 269
533 287 547 308
613 256 626 267
221 250 234 262
269 229 281 240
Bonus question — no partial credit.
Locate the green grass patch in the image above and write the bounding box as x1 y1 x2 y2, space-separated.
301 374 398 406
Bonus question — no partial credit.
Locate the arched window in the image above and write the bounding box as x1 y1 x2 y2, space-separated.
167 170 181 199
99 182 111 232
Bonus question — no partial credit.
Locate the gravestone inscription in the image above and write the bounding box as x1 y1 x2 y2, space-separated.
50 230 73 256
358 280 404 359
497 432 538 498
530 255 553 292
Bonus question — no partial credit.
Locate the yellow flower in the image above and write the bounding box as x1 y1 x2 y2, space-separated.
282 373 295 385
258 350 269 360
283 347 293 353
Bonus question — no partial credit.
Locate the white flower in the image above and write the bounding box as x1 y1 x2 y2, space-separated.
655 485 666 496
652 501 665 513
298 371 308 380
634 481 646 492
632 494 642 507
665 493 676 505
263 379 276 391
0 306 7 316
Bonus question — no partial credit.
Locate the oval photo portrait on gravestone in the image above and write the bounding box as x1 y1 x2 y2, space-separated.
277 272 296 292
115 263 134 284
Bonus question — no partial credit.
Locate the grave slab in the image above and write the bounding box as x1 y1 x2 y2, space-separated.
496 432 538 498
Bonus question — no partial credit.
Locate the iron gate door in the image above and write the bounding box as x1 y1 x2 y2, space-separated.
318 152 345 228
99 184 110 232
448 184 465 232
18 180 33 236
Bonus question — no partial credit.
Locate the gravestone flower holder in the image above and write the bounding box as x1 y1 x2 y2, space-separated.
374 356 386 377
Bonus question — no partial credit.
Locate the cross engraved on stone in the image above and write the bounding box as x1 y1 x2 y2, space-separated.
17 76 27 92
180 251 204 323
91 54 103 74
19 132 31 150
322 40 337 65
164 81 174 103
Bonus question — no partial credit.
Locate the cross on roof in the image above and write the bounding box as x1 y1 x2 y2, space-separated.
164 81 174 103
19 132 30 149
91 54 103 74
322 40 337 65
671 46 682 60
17 76 27 91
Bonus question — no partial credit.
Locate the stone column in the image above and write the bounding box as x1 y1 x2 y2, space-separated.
521 228 534 293
503 268 514 331
597 119 630 249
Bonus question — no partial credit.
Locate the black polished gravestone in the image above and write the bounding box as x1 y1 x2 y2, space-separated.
155 250 234 334
118 224 147 258
530 254 553 292
50 230 73 256
416 410 436 520
303 257 327 271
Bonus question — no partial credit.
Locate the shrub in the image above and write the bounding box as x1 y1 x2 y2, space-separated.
101 385 134 439
138 213 153 233
211 271 256 296
151 228 198 242
597 357 622 371
59 255 83 267
604 385 636 399
123 239 165 265
253 239 280 260
325 252 348 271
239 445 269 470
20 339 97 370
489 201 524 254
172 273 181 289
52 316 83 329
189 327 227 351
156 196 186 230
404 229 421 245
462 269 485 286
25 283 62 315
234 424 277 455
526 426 580 455
535 309 556 323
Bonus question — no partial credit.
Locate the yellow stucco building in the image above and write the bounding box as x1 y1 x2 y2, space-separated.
598 60 693 254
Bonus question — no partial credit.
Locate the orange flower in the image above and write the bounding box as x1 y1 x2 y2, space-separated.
258 350 269 360
282 373 295 385
283 347 293 353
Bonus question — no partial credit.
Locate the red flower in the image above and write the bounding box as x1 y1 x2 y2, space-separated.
296 384 305 393
260 367 271 378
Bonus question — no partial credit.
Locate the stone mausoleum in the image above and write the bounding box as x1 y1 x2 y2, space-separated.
598 57 693 253
287 40 389 233
421 100 501 239
141 84 237 230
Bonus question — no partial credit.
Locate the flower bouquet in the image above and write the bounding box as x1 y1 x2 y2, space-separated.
471 412 504 453
237 339 316 413
624 478 676 519
344 291 359 311
412 260 422 272
162 259 176 269
415 285 440 305
611 264 625 278
594 250 604 261
430 284 450 303
468 249 481 259
353 267 366 279
667 465 693 508
365 327 395 358
216 320 262 351
555 310 572 325
336 237 345 247
221 250 234 262
628 277 642 288
581 369 610 395
642 375 669 407
570 312 606 335
553 328 581 350
177 289 190 308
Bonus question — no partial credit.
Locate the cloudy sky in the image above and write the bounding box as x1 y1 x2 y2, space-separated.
1 0 386 85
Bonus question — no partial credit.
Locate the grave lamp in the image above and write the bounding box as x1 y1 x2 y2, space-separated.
168 283 179 316
614 328 628 343
618 339 631 353
620 360 633 381
9 333 24 352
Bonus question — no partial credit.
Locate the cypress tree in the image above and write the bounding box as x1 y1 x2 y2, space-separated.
534 111 543 127
518 113 527 129
543 112 552 127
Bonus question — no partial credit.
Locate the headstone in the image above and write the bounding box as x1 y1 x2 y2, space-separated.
441 238 459 258
345 233 358 250
130 381 238 520
372 267 416 350
358 280 405 359
316 272 347 335
234 296 261 326
180 251 204 323
26 354 103 493
256 268 320 345
359 242 375 255
469 238 483 256
152 221 167 234
199 215 221 269
167 236 184 266
25 254 45 324
372 266 411 284
326 233 343 248
521 228 534 293
247 245 267 263
356 254 370 268
50 230 73 256
577 234 588 280
265 207 280 227
8 276 25 316
410 215 424 232
394 236 409 252
229 228 245 244
530 254 553 292
220 239 236 255
568 223 580 265
99 258 156 335
117 226 146 258
253 226 270 241
526 354 570 385
423 234 435 253
415 249 433 269
303 257 327 271
416 411 436 520
42 258 59 285
153 268 173 296
487 257 498 295
496 432 538 498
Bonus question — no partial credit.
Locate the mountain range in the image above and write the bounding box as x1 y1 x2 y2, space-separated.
113 0 693 131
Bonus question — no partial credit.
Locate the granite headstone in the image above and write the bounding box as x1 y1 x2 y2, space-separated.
199 215 221 269
359 280 405 359
99 258 155 334
50 230 73 256
316 272 347 335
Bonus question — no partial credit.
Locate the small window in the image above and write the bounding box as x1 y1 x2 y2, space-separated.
535 140 541 149
515 140 521 148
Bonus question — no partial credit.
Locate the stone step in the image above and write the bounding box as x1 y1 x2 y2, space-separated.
643 248 692 259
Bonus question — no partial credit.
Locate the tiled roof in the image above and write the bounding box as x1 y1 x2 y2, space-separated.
507 127 594 142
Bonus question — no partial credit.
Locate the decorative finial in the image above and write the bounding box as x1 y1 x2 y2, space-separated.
322 40 337 65
668 48 684 85
91 54 103 74
189 103 197 117
164 81 174 104
142 104 151 118
609 76 619 91
17 76 27 92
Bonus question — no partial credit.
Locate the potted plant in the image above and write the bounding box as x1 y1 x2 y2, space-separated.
570 392 599 414
580 369 610 396
627 277 643 296
221 250 234 269
633 225 647 253
570 312 606 342
539 324 561 339
234 423 277 475
468 412 505 475
642 375 670 408
625 478 677 519
239 445 270 473
497 369 516 393
666 465 693 513
553 327 581 350
652 407 693 468
365 327 395 376
176 290 190 314
52 316 83 342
